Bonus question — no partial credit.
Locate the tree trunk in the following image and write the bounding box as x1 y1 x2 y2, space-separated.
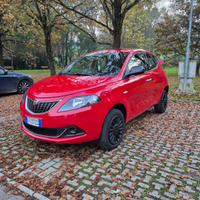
113 30 122 49
65 33 68 66
11 53 13 72
0 38 4 68
45 31 55 76
112 0 123 49
196 63 199 76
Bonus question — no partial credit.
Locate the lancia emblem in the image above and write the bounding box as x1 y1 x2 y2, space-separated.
33 99 39 106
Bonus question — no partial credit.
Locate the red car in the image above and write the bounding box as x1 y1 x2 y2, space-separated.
20 49 169 150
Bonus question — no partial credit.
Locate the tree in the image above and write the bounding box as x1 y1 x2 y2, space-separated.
154 0 200 75
52 24 98 68
53 0 156 49
0 0 22 67
21 0 67 75
122 2 155 50
12 41 48 70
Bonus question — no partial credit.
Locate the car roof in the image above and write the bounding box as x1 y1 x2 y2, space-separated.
86 49 154 55
87 49 134 54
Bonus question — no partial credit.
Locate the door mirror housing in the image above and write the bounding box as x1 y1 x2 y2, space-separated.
4 69 8 75
124 66 145 79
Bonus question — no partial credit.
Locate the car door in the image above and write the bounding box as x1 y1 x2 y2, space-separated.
123 52 155 121
0 68 7 93
0 68 17 93
145 53 161 104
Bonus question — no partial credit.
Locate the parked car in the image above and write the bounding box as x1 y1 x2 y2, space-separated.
20 49 169 150
0 66 33 94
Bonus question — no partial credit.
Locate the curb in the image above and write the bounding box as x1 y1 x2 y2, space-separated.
0 172 50 200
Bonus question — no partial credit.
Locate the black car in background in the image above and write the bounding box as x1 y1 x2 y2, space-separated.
0 66 33 94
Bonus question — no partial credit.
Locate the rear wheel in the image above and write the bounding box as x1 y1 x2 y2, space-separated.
98 109 125 151
154 90 168 113
17 80 31 94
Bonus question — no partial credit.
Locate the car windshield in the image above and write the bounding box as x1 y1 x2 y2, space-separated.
59 52 129 77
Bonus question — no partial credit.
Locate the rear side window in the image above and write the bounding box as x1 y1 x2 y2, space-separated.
146 53 157 70
0 68 4 74
127 53 147 72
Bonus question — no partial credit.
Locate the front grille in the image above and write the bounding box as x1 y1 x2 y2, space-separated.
23 121 85 138
23 121 67 138
27 97 59 114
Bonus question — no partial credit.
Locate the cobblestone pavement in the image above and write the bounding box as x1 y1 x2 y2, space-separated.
0 99 200 200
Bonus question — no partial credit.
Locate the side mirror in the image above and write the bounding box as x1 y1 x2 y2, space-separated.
4 69 8 75
124 66 145 79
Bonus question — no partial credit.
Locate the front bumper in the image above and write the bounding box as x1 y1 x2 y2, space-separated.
20 96 107 144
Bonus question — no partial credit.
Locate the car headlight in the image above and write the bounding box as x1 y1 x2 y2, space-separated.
58 95 101 112
22 90 27 105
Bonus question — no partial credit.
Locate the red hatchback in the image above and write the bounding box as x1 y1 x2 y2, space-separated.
20 49 169 150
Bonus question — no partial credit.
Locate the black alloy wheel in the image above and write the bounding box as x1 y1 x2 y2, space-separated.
154 90 168 113
98 109 125 150
17 80 31 94
108 115 124 145
162 91 167 110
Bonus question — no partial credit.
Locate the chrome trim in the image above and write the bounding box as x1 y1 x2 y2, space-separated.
33 99 39 106
25 96 61 115
146 78 152 82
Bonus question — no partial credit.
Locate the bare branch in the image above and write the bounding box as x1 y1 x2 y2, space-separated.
34 1 43 21
26 12 43 28
122 0 140 16
100 0 113 21
62 16 112 46
55 0 114 34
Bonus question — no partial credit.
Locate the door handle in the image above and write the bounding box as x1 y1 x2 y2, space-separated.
146 78 152 82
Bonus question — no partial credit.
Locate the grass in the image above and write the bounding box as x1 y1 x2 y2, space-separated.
13 69 61 74
167 74 200 102
164 67 179 75
12 67 200 102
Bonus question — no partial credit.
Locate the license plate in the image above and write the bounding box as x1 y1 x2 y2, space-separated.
25 116 42 127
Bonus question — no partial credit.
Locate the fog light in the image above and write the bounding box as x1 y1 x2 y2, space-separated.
69 126 78 134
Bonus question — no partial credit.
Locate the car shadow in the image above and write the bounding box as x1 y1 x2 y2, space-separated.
0 92 22 97
31 139 101 162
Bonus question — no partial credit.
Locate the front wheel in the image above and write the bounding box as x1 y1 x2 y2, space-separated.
98 109 125 151
17 80 31 94
154 90 168 113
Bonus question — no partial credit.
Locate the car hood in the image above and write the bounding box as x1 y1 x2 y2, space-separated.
28 75 117 98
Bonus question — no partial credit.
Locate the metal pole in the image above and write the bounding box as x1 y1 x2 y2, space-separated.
183 0 194 93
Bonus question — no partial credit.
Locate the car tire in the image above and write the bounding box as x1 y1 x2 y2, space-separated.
17 80 31 94
98 109 125 151
154 90 168 113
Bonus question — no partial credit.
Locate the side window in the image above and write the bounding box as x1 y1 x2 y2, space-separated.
146 53 157 70
127 53 146 72
0 68 4 74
